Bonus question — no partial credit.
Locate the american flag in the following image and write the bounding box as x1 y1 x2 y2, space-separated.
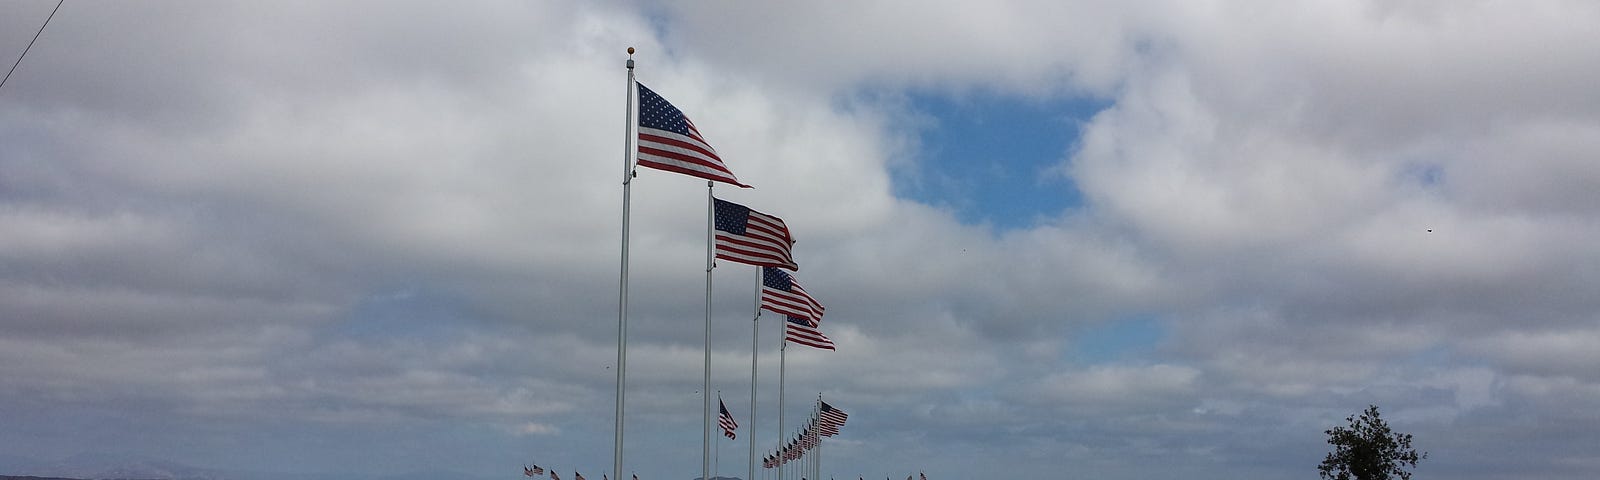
718 398 739 439
635 82 748 188
819 401 848 434
762 267 823 321
785 315 834 350
715 199 798 270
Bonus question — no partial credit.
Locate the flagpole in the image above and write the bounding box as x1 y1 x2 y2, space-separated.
776 325 787 480
715 391 722 480
614 47 637 480
703 181 715 480
815 395 822 480
749 267 761 480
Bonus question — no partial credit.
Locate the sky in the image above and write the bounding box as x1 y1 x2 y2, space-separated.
2 1 1599 480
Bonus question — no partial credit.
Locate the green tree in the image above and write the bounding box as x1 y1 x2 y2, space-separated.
1318 405 1427 480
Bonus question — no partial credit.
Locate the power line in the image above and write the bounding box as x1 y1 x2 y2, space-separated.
1 0 65 92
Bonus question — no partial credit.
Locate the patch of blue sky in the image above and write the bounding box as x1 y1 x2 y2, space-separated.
1395 158 1446 190
1070 314 1167 364
893 91 1108 230
331 287 475 341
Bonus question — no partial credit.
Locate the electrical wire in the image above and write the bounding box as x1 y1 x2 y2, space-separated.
1 0 65 92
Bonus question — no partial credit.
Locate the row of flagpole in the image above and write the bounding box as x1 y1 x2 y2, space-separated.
613 48 847 480
761 397 848 478
523 465 640 480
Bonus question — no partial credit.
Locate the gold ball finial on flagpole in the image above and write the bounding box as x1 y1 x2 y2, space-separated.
627 47 635 55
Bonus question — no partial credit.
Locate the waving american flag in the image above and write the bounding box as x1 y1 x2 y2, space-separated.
635 82 748 188
718 398 739 439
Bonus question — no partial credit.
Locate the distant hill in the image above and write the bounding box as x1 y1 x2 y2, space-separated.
0 452 226 480
3 475 93 480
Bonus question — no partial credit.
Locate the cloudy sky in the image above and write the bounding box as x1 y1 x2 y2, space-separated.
3 1 1599 479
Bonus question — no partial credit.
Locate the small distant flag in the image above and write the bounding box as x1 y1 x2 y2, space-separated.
718 398 739 439
761 267 824 320
524 466 534 477
715 199 798 270
920 473 927 480
635 82 749 188
820 401 848 425
574 472 585 480
785 316 834 350
550 472 560 480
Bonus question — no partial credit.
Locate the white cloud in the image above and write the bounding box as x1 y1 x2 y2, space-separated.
513 422 560 436
1025 364 1201 411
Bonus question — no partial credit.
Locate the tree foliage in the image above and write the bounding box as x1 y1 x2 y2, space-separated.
1318 405 1426 480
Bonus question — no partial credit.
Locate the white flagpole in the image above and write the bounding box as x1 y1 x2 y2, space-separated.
777 323 787 480
703 181 715 480
613 47 637 480
814 395 822 480
715 391 722 480
750 267 761 480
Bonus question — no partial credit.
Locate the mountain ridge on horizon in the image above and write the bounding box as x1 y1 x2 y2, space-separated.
2 454 741 480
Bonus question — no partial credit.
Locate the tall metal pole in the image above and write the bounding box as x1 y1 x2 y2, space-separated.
749 268 761 480
776 324 787 480
613 47 637 480
703 181 715 480
814 395 822 480
715 392 722 480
